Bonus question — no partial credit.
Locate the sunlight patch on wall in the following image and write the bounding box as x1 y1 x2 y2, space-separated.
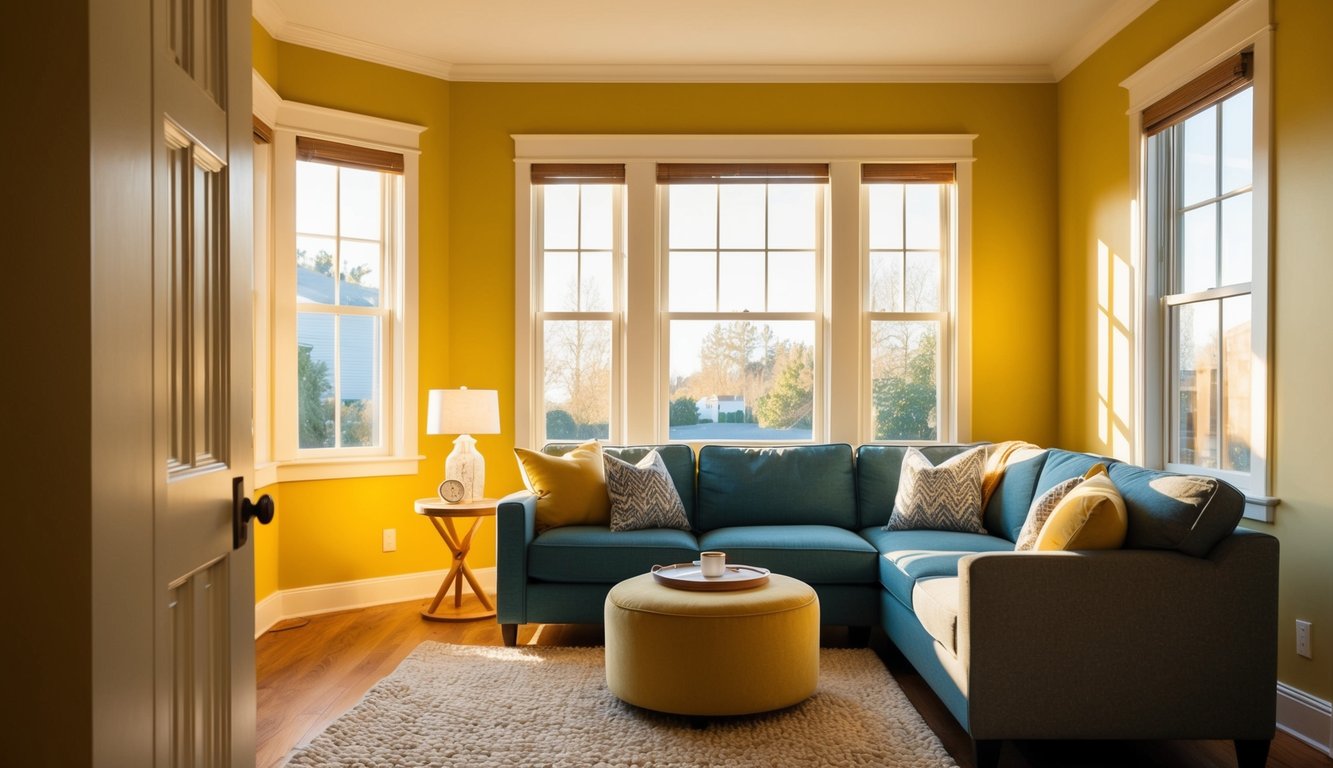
1096 239 1135 460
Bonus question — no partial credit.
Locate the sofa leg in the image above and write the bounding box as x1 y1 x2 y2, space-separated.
972 738 1001 768
1234 738 1270 768
846 625 871 647
501 623 518 647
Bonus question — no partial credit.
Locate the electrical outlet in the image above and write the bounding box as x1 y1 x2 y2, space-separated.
382 528 397 553
1296 620 1312 659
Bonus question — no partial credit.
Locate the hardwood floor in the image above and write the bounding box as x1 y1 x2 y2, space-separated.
257 598 1332 768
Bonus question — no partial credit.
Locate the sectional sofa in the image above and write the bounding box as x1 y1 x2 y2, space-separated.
495 442 1278 768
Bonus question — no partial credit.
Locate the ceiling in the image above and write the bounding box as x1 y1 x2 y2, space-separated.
254 0 1158 83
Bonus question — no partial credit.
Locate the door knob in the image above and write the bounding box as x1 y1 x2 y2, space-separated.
233 476 276 549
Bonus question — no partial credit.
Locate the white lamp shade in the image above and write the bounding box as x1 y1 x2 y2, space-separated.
426 388 500 436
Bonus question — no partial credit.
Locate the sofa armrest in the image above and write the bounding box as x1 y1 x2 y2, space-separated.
496 490 537 624
957 528 1278 741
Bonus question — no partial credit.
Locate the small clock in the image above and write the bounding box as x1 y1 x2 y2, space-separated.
439 479 466 504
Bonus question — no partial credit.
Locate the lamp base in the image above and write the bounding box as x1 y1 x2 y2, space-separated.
444 433 486 502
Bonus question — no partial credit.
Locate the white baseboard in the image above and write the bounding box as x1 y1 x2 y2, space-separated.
1278 681 1333 756
255 566 498 639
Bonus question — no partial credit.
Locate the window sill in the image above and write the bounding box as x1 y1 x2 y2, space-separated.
1243 494 1278 524
256 455 427 485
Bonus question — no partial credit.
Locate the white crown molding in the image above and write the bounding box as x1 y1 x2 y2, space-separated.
254 566 498 638
450 63 1054 84
251 0 286 38
274 21 455 80
1052 0 1158 80
1277 682 1333 756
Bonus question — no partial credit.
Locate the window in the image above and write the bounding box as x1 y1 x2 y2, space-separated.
531 164 624 442
1150 77 1253 475
514 135 974 449
661 164 825 441
254 79 425 482
293 143 400 451
1125 0 1274 520
863 164 955 441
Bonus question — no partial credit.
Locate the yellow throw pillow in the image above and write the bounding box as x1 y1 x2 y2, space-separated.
514 441 611 531
1033 469 1127 551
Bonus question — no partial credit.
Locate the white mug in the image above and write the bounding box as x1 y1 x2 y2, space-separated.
700 551 726 578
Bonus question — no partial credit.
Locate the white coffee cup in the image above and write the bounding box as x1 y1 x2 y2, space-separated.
700 551 726 578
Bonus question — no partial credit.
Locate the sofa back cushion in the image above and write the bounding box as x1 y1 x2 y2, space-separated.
1034 448 1114 497
984 451 1050 542
1108 463 1245 557
542 443 697 526
854 444 973 528
696 444 856 531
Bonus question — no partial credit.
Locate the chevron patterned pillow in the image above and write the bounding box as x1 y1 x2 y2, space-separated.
605 450 691 532
883 446 987 533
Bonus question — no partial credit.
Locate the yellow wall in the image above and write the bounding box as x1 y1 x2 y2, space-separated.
1057 0 1333 698
253 483 280 600
450 80 1062 457
254 48 1061 591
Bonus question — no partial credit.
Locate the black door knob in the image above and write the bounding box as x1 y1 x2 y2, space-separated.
233 476 276 549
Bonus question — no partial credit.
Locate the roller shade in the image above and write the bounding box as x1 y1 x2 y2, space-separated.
656 163 829 184
1142 50 1253 137
530 163 626 184
861 163 956 184
295 136 404 174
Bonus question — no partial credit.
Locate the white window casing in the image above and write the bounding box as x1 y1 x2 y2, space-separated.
254 70 426 483
1121 0 1275 521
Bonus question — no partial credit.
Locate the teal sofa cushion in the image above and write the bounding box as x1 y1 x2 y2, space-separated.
543 443 697 525
528 526 699 583
983 451 1049 542
696 444 856 530
863 527 1013 609
854 444 975 528
1108 463 1246 557
1034 448 1113 497
698 525 878 584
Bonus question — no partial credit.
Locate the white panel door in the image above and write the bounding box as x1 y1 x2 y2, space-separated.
151 0 259 765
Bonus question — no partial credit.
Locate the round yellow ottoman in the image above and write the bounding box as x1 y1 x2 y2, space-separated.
604 572 820 716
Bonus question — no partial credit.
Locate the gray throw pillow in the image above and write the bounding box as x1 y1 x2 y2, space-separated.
884 446 987 533
605 450 690 532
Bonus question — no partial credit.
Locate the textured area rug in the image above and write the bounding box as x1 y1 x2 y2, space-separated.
285 642 958 768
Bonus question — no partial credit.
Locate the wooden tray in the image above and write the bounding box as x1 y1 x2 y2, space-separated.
650 563 770 591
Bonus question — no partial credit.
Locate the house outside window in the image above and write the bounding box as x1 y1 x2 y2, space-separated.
514 135 974 450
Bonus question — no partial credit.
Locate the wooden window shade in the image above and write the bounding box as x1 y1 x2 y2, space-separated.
530 163 626 184
861 163 956 184
252 115 273 144
295 136 404 174
656 163 830 184
1143 50 1253 137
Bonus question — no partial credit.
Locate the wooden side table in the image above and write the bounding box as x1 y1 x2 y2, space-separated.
414 497 498 621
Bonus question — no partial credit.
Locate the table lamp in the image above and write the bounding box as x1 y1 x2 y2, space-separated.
426 387 500 502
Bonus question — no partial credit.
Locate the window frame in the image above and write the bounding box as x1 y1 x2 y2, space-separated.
253 71 426 484
659 177 827 443
861 176 957 443
514 135 974 451
531 180 626 444
1122 0 1275 520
